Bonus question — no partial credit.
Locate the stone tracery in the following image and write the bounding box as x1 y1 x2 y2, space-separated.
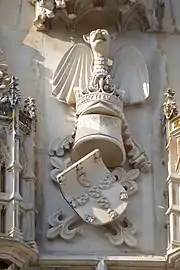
0 48 38 268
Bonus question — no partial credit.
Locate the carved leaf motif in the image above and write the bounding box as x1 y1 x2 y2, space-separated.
33 0 150 33
112 167 139 196
120 180 138 196
105 222 124 246
105 218 137 247
124 169 140 181
50 168 62 182
163 88 178 120
51 157 63 169
50 156 71 182
47 225 62 239
49 135 74 157
112 167 126 181
123 228 137 247
48 210 61 227
122 218 137 247
47 209 81 241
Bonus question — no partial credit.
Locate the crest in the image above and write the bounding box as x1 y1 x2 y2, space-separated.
48 29 150 245
57 149 128 225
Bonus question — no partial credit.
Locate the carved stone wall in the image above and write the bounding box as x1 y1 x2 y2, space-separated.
30 0 150 32
0 48 38 269
34 31 167 258
30 0 180 34
2 0 180 269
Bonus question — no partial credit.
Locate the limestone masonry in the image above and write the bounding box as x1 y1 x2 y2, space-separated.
1 0 180 269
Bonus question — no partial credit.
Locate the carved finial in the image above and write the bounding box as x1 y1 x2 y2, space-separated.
0 76 21 116
163 88 178 120
0 48 10 93
9 76 21 107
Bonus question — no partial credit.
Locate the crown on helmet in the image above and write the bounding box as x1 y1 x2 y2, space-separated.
75 89 124 117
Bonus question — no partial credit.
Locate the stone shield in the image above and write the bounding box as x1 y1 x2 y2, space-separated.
57 149 128 226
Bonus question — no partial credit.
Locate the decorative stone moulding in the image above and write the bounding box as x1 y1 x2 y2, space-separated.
0 48 38 269
48 28 151 248
30 0 156 32
163 88 180 268
0 238 37 269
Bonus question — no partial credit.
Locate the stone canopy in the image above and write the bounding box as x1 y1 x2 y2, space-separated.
30 0 159 33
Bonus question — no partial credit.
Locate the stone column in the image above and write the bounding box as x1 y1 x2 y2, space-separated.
5 77 23 240
6 106 23 240
22 130 36 243
166 116 180 251
19 97 37 249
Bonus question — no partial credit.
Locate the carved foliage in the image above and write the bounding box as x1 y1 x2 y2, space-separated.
49 136 73 182
0 76 21 117
48 137 139 246
50 156 71 182
46 209 137 247
0 48 21 116
105 217 137 247
49 135 74 157
47 209 81 240
31 0 150 32
23 97 37 120
0 48 10 93
112 167 139 196
122 120 151 173
163 88 178 120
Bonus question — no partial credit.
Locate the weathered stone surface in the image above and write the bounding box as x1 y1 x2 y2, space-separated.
3 0 180 267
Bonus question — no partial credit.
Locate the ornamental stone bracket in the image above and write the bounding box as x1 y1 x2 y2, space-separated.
30 0 159 33
0 48 38 268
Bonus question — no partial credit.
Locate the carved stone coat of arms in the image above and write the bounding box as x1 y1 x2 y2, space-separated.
48 28 151 246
